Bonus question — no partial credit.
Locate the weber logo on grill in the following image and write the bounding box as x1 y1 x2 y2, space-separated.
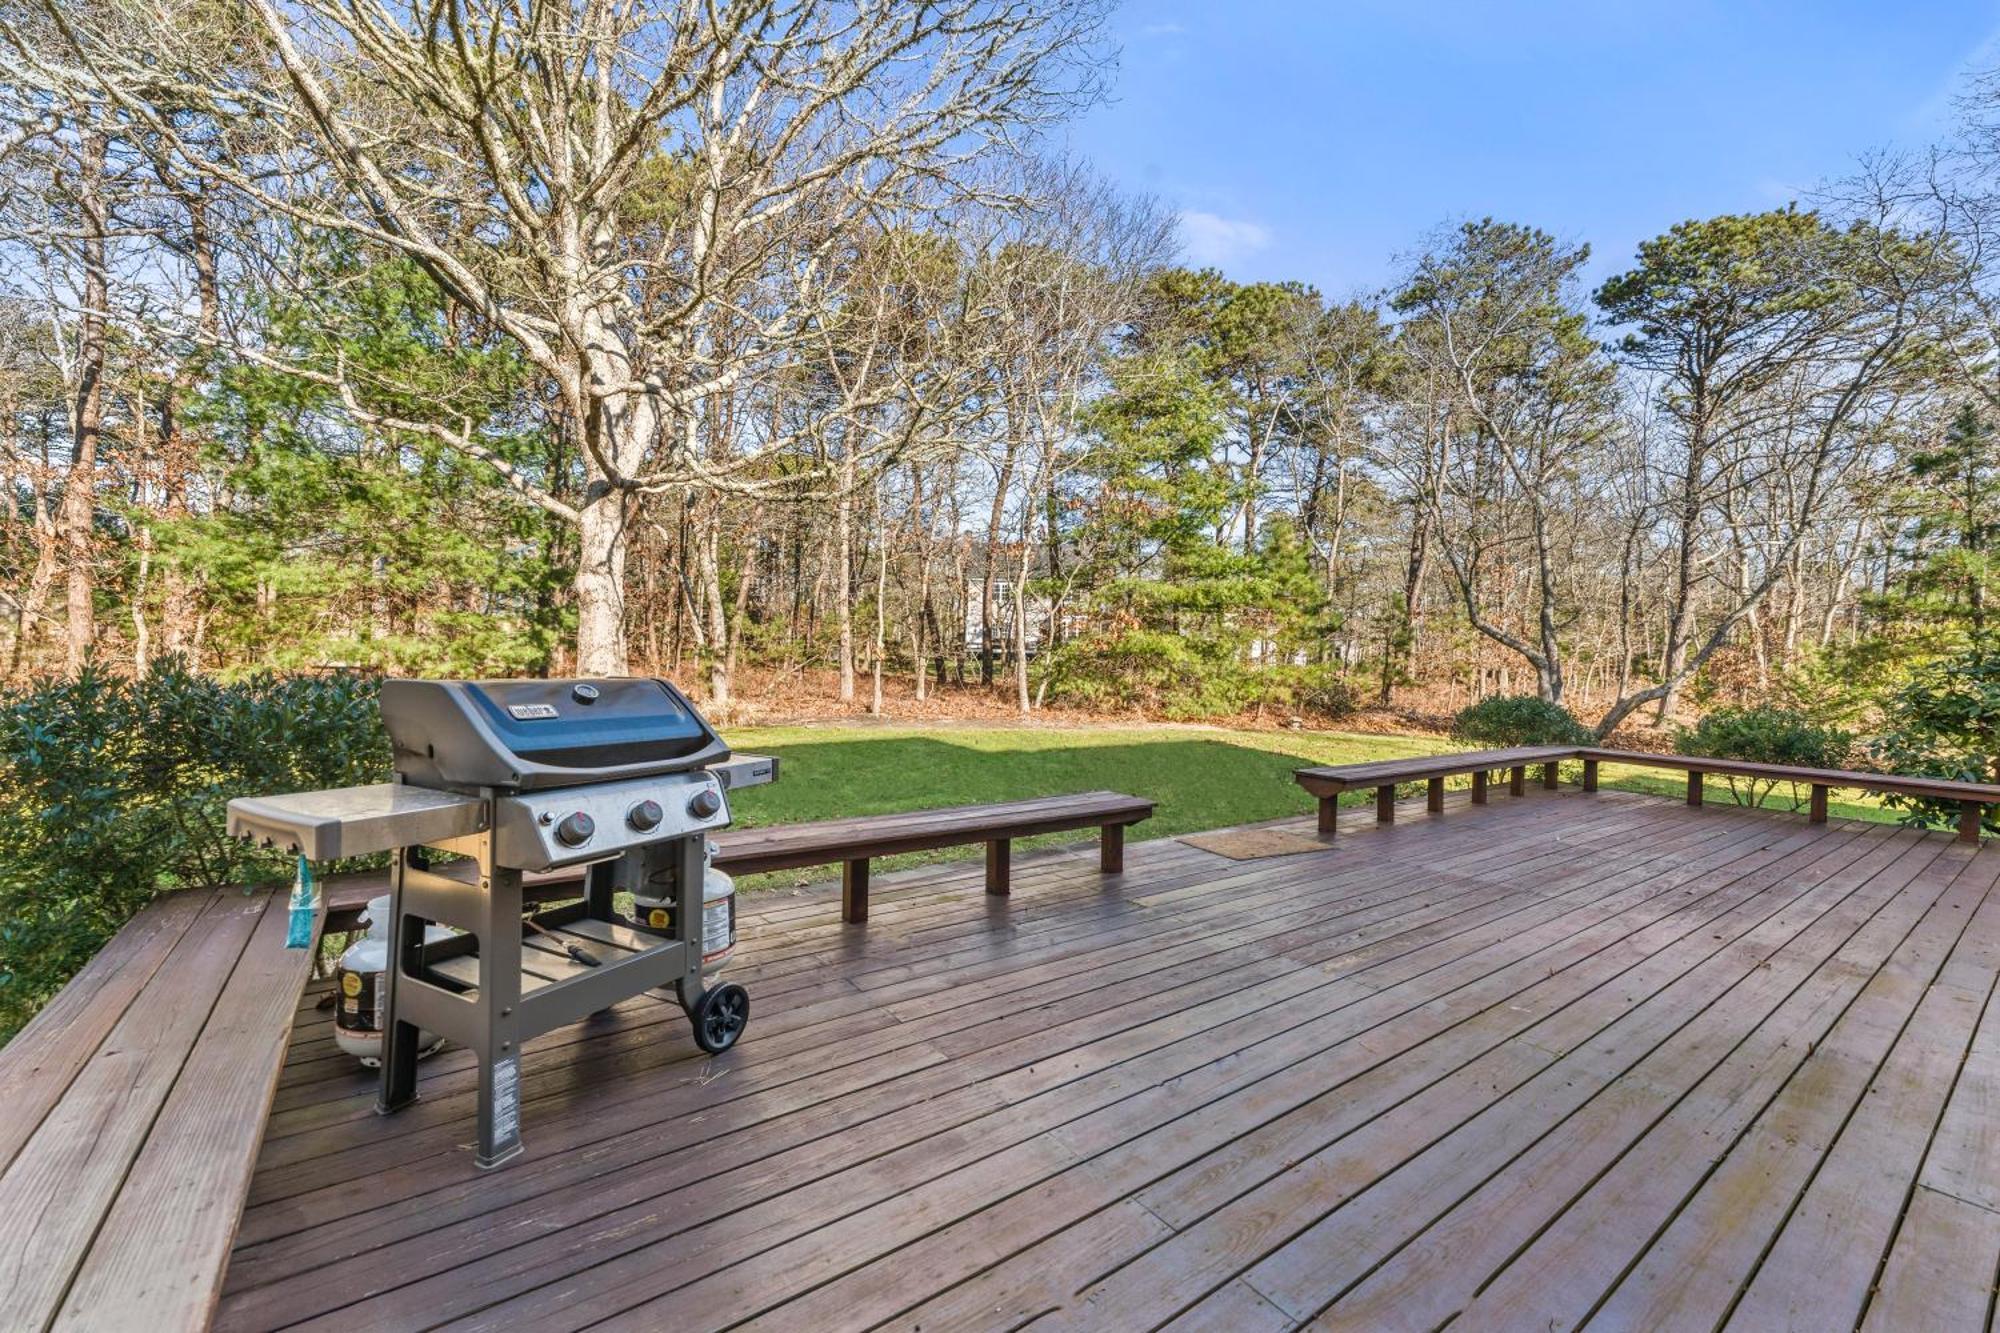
508 703 560 720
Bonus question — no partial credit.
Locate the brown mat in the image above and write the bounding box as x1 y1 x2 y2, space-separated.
1180 828 1332 860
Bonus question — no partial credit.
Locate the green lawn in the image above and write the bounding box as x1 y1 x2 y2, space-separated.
716 723 1915 888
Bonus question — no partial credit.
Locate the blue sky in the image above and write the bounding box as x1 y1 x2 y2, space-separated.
1065 1 2000 298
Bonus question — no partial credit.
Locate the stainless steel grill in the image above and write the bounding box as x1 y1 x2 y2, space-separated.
227 677 776 1168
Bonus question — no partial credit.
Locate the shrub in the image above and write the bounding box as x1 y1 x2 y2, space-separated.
1675 704 1853 809
0 659 390 1041
1871 643 2000 833
1451 694 1592 748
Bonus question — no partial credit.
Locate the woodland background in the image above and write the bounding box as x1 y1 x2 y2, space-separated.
4 2 2000 742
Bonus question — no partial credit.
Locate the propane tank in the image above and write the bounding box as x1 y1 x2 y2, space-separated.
701 852 737 971
334 895 448 1067
633 841 736 972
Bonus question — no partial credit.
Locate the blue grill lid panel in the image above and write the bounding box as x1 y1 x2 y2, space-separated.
380 677 729 792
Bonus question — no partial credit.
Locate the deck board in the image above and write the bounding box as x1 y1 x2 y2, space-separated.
216 789 2000 1331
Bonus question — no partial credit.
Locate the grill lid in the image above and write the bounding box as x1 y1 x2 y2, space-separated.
380 677 728 792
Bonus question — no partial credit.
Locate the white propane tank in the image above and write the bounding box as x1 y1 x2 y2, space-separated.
333 895 448 1067
632 842 736 972
702 851 737 971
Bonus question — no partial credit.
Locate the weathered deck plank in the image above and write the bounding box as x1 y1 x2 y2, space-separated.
215 789 2000 1332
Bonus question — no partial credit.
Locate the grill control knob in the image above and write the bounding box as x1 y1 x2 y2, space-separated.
554 811 595 848
627 799 664 832
687 788 722 820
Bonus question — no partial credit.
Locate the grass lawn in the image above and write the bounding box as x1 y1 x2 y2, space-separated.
715 723 1916 889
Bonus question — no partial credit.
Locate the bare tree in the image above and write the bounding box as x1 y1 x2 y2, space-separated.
979 161 1170 711
13 0 1111 671
1390 220 1616 704
1592 206 1960 732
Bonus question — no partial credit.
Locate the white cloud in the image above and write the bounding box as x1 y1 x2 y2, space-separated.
1178 210 1273 268
1140 21 1187 36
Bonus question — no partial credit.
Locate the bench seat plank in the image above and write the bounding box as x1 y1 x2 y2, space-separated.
322 793 1156 929
1293 746 1575 797
1572 748 2000 804
711 792 1155 877
0 889 270 1332
0 888 211 1175
54 889 320 1331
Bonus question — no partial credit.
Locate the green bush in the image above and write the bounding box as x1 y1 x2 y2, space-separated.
0 659 390 1041
1451 694 1592 747
1675 704 1853 809
1871 643 2000 833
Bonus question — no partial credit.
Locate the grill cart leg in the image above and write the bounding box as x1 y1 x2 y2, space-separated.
584 859 617 919
471 857 526 1169
377 847 421 1117
376 832 527 1169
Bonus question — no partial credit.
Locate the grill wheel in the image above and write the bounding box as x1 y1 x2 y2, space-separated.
692 982 750 1054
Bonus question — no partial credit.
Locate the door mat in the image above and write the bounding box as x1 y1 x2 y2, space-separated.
1180 828 1332 860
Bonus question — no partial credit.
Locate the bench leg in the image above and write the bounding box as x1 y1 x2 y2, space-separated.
1427 776 1445 814
1101 823 1124 874
1810 784 1828 824
1509 765 1526 797
1582 758 1598 792
842 858 870 924
1471 770 1488 805
1688 771 1704 806
1317 795 1338 836
1376 784 1396 824
1542 761 1559 790
986 839 1011 895
1961 801 1984 844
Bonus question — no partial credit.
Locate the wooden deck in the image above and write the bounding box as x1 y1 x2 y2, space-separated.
0 886 315 1333
219 787 2000 1331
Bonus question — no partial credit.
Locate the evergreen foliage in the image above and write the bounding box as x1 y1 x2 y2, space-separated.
163 257 570 676
0 661 389 1039
1872 642 2000 834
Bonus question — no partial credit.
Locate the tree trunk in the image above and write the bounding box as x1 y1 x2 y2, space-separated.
63 132 110 674
695 500 730 708
1382 502 1431 705
1655 437 1708 723
574 480 630 675
158 180 217 659
1011 565 1031 714
836 450 856 702
870 503 889 716
980 430 1021 687
12 429 60 677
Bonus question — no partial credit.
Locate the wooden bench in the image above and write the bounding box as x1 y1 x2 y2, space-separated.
323 791 1156 930
0 885 320 1331
1574 747 2000 843
711 791 1156 923
1292 745 1577 836
1294 743 2000 844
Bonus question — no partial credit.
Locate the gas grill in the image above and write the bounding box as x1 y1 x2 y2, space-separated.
227 678 776 1168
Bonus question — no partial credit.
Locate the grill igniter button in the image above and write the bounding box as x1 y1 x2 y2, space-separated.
628 799 664 832
554 811 596 847
688 788 722 819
